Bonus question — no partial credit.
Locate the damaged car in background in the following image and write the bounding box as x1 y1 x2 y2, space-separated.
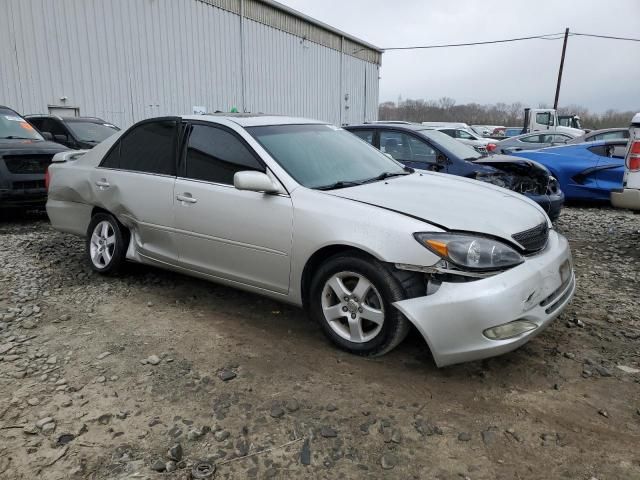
345 123 564 221
46 114 575 367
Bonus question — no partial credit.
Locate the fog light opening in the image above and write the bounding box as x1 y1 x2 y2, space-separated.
483 320 537 340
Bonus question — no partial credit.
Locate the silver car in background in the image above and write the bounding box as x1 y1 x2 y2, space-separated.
495 132 576 155
46 115 575 367
567 127 630 144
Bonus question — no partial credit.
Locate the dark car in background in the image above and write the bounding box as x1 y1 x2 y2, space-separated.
25 115 119 150
345 123 564 220
0 106 69 211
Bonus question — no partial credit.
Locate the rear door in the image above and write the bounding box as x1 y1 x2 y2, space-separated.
173 122 293 293
92 118 179 264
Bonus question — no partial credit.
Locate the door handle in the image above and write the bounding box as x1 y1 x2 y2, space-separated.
176 193 197 204
95 179 110 188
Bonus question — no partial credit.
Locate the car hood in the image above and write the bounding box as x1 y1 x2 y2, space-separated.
326 172 548 241
475 154 551 175
0 138 69 154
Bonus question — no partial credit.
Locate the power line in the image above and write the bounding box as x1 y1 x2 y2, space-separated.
382 31 640 51
572 32 640 42
382 33 567 51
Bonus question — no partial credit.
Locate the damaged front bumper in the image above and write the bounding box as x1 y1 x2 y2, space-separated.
393 230 575 367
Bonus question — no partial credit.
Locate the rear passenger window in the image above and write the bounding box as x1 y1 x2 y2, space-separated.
101 120 177 175
184 124 263 185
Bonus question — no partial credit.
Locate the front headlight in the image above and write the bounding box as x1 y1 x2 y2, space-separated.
414 232 524 271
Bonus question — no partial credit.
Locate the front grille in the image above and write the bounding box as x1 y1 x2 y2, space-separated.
512 222 549 253
12 180 46 190
3 154 53 174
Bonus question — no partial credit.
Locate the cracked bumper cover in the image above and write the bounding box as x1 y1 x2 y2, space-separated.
393 230 575 367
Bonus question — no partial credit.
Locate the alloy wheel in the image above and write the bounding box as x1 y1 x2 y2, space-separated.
89 220 116 269
321 271 385 343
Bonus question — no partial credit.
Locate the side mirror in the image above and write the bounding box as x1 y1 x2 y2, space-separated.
41 131 54 141
234 171 280 194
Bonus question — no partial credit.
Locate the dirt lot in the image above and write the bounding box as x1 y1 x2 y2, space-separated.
1 206 639 480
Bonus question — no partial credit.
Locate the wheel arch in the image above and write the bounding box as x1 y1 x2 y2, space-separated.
300 244 379 310
89 206 131 246
300 243 425 309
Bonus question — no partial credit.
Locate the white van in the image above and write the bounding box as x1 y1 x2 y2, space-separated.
611 113 640 211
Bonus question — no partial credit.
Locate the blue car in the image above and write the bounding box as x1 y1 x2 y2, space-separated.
511 140 628 201
344 123 564 220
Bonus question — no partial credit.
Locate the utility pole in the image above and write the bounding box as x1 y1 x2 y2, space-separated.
553 28 569 110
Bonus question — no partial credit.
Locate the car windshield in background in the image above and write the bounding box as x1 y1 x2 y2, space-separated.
66 121 119 142
0 108 44 140
420 129 483 160
248 124 406 189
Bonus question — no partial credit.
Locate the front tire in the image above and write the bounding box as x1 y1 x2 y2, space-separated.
86 213 128 274
309 253 415 357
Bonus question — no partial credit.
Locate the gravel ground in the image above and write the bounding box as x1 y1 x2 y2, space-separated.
0 206 639 480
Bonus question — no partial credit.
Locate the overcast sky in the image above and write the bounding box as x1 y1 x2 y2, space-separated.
278 0 640 113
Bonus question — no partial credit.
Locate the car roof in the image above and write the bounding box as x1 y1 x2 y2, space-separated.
0 105 22 115
24 114 108 123
585 127 628 136
500 131 571 142
345 122 428 132
181 114 324 127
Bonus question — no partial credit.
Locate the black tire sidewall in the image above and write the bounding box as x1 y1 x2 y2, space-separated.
85 213 127 274
309 254 407 355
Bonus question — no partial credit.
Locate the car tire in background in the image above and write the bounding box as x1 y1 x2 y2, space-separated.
309 252 421 356
85 213 129 275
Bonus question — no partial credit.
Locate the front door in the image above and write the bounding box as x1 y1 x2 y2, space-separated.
173 122 293 294
379 130 445 171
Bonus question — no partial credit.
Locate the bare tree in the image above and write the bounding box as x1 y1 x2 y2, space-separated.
379 98 635 129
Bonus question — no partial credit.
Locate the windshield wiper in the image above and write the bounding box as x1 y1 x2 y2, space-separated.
361 171 410 184
1 136 37 140
314 180 364 191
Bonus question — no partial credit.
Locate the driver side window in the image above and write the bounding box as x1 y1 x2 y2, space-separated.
379 131 438 164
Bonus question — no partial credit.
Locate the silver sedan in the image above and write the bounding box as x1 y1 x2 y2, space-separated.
46 115 575 366
495 132 575 154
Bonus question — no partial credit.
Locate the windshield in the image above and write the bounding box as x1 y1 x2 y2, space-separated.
66 121 119 142
0 108 44 140
247 124 406 189
419 129 482 160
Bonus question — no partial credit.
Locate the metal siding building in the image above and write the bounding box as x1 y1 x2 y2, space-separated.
0 0 381 128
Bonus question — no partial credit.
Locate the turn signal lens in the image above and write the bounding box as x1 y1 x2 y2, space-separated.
425 240 448 257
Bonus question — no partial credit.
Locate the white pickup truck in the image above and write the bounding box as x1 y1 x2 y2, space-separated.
611 113 640 211
522 108 584 137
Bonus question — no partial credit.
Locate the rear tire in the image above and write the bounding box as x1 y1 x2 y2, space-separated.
86 213 129 275
309 253 417 357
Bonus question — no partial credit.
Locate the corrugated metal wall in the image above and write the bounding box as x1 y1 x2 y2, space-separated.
0 0 380 128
